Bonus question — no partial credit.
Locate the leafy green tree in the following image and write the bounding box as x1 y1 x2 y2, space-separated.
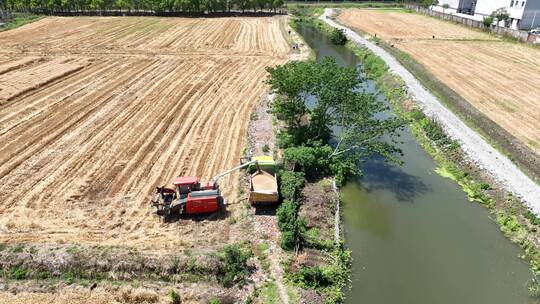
442 3 449 13
266 61 317 130
232 0 247 13
420 0 437 8
89 0 104 10
267 57 404 183
271 0 281 12
3 0 289 12
482 15 494 28
492 7 509 27
114 0 127 10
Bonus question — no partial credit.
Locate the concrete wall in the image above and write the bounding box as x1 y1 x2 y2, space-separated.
521 0 540 29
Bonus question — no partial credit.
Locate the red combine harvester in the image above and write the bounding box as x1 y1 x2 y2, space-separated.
152 160 257 217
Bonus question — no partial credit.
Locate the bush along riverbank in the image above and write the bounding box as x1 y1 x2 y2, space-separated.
288 7 540 298
265 25 404 302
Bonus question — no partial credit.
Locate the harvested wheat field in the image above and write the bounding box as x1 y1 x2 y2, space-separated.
338 9 540 154
0 16 293 251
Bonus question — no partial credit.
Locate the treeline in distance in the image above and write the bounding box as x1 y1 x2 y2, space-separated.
0 0 285 14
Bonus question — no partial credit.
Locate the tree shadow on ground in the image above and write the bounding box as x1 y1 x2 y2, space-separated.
360 157 431 203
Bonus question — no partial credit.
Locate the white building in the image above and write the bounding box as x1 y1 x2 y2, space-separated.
434 0 540 30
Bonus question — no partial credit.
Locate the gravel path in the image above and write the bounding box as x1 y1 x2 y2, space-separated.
321 8 540 214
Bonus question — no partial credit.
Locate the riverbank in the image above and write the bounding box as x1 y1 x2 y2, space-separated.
241 18 354 304
245 90 350 304
312 7 540 294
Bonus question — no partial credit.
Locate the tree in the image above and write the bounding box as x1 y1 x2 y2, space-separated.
482 15 494 28
267 57 404 183
89 0 104 11
442 3 449 14
420 0 438 9
266 60 317 134
271 0 282 12
492 7 509 27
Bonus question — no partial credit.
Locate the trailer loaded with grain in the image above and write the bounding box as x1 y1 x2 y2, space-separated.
248 156 279 205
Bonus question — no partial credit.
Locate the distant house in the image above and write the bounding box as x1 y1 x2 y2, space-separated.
434 0 540 30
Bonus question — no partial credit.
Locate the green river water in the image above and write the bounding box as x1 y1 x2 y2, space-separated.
295 23 535 304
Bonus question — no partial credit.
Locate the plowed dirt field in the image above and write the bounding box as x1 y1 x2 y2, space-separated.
0 16 292 250
338 9 540 154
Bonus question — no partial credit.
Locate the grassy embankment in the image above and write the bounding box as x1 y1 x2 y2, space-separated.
289 6 540 297
0 13 42 32
0 242 253 303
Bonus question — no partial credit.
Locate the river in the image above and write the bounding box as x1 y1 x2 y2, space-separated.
295 23 535 304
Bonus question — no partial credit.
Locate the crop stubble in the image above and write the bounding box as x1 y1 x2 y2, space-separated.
0 16 292 250
338 9 540 154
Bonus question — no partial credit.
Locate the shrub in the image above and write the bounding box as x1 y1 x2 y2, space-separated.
360 51 388 79
277 199 298 232
218 244 251 287
329 28 348 45
482 16 494 27
8 266 30 280
11 244 25 253
284 144 333 179
525 209 540 226
529 282 540 298
290 266 331 289
280 230 297 251
284 144 356 184
279 170 305 201
276 132 294 148
276 199 307 250
170 290 181 304
208 297 221 304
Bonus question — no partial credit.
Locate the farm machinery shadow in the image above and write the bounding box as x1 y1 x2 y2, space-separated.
253 203 279 216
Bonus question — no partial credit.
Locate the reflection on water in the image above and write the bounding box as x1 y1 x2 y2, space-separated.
341 184 393 239
295 23 535 304
361 155 431 203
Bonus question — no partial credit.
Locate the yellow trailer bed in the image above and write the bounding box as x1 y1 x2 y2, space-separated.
249 170 279 204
